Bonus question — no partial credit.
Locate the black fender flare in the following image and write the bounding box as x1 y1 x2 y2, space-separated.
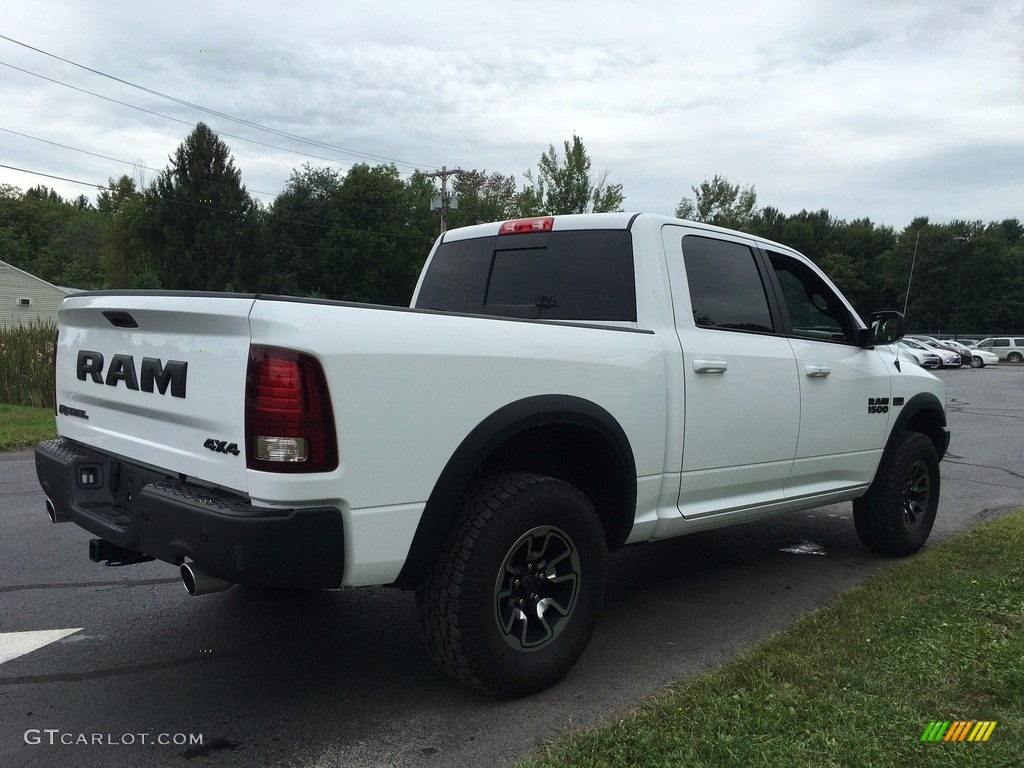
889 391 949 460
393 394 636 588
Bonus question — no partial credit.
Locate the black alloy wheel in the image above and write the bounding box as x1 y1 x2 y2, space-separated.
493 525 582 652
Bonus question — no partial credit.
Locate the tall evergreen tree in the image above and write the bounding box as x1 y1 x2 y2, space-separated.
146 123 262 291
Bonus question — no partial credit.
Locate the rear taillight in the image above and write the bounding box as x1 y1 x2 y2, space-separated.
499 216 554 234
245 345 338 473
52 327 59 415
256 358 304 413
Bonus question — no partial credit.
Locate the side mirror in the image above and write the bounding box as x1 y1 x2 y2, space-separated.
866 310 906 347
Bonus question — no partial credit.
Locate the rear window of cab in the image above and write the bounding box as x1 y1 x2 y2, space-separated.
414 230 636 321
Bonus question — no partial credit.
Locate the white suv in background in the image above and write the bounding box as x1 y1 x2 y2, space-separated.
972 337 1024 363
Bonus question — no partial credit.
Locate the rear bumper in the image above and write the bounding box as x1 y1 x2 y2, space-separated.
35 439 345 589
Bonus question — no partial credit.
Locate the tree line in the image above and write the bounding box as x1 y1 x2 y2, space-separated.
1 124 1021 333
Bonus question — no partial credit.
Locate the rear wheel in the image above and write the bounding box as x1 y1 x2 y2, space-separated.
1008 351 1023 363
970 355 984 368
854 432 939 556
416 472 606 698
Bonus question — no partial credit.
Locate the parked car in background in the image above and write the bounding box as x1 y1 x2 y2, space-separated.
903 338 961 368
908 336 972 368
972 337 1024 363
943 340 998 368
897 341 942 369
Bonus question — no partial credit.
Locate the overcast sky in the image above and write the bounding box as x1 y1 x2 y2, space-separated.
1 0 1021 230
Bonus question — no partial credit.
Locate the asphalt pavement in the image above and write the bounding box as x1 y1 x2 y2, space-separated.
0 365 1021 767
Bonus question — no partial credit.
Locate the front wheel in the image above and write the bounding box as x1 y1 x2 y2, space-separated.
854 432 940 556
970 355 984 368
416 472 607 698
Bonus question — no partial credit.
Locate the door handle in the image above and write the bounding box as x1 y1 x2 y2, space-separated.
804 365 831 377
693 359 728 373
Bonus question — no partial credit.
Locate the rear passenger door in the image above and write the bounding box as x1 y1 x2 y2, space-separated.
665 228 800 519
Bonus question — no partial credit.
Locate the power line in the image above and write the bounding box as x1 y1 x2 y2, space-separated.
0 60 191 126
1 126 151 172
0 163 107 190
0 60 388 172
0 34 434 171
0 125 277 198
0 124 441 218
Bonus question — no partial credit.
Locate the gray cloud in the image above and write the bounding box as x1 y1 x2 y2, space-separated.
1 0 1021 227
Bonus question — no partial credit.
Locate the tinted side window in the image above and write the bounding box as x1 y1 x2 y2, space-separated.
681 236 773 332
414 237 493 314
1015 338 1024 346
993 339 1009 347
768 252 854 344
415 230 636 321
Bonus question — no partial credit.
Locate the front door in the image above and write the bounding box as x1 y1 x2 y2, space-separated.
762 250 891 496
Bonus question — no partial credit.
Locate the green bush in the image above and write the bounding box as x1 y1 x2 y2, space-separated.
0 322 56 407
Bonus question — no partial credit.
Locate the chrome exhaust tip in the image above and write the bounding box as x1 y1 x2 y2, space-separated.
46 498 68 523
180 562 233 596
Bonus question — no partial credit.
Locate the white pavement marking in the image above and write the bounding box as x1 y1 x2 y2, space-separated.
0 629 82 664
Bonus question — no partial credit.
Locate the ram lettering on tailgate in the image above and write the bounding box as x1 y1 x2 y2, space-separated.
76 350 188 398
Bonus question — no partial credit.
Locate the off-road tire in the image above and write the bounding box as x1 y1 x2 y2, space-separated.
416 472 606 698
853 432 939 556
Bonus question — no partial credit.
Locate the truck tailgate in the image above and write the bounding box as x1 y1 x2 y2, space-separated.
54 293 256 494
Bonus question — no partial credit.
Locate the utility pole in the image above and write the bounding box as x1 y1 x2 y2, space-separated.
426 166 462 233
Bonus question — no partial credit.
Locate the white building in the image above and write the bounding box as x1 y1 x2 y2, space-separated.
0 259 75 329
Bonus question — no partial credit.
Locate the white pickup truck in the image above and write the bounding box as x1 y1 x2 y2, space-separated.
36 212 949 697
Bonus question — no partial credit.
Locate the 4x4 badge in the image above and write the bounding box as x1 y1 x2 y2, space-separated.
203 438 240 456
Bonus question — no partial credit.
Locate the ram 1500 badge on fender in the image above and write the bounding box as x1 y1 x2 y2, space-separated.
36 213 949 698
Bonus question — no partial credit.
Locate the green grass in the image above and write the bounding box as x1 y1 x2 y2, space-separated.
519 511 1024 768
0 404 57 451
